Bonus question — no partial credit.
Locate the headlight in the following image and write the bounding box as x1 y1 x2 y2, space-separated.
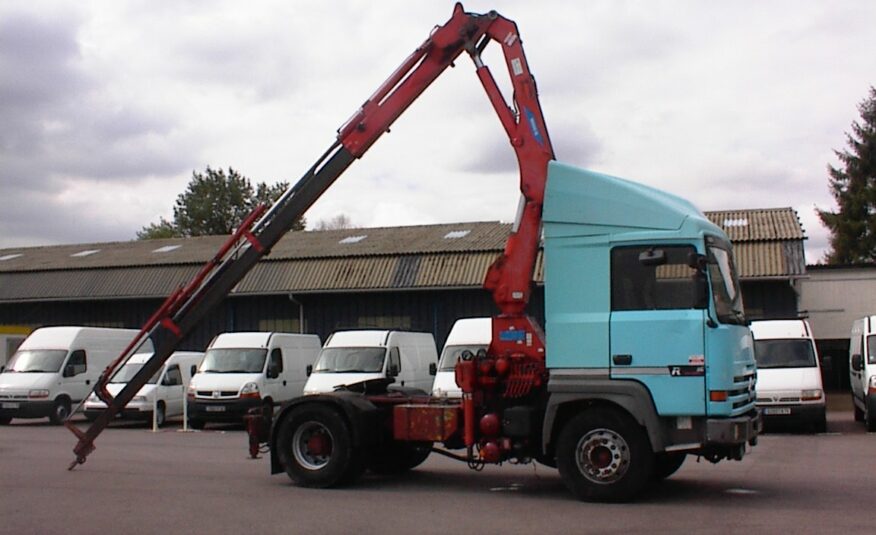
868 375 876 389
132 396 147 402
801 389 823 401
240 382 260 398
28 389 50 399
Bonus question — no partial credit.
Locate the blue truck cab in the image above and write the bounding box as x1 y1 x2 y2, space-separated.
541 162 759 491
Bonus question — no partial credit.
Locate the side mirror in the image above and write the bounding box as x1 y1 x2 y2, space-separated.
306 364 313 377
639 248 667 266
191 365 198 376
852 354 864 372
266 365 279 379
687 252 708 271
429 362 437 376
387 364 400 378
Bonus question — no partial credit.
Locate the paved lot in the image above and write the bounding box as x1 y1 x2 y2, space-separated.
1 409 875 535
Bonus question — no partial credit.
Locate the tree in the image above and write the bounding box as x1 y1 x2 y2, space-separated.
313 214 355 231
137 167 304 239
818 86 876 264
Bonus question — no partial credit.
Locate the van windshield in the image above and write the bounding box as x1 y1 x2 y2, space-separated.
3 350 68 373
753 339 817 368
313 347 386 373
438 345 488 372
110 362 161 384
199 348 267 373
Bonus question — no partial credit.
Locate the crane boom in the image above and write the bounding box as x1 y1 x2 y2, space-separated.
67 2 553 468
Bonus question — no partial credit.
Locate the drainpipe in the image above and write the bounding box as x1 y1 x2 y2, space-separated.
288 294 304 333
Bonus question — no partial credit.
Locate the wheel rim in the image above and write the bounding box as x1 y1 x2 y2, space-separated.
574 428 631 484
55 402 69 421
156 406 165 426
292 420 334 470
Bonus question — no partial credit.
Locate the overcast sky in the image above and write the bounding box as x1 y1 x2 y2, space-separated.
2 1 874 263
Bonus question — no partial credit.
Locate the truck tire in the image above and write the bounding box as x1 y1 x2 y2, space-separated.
49 397 71 425
556 409 653 502
652 452 686 480
276 404 363 488
368 441 432 474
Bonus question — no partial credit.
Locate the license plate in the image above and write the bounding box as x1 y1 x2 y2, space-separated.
205 405 226 412
764 407 791 415
2 402 20 409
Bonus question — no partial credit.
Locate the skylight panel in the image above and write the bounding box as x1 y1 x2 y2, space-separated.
444 230 471 239
70 249 100 257
723 218 749 227
339 235 367 244
0 253 22 261
152 245 182 253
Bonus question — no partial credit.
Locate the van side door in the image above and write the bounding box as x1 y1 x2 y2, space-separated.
162 365 185 416
850 330 864 402
265 347 284 403
63 350 89 402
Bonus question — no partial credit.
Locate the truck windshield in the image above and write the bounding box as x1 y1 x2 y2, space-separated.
199 348 267 373
438 344 487 371
706 242 746 325
3 350 68 373
313 347 386 373
754 339 817 368
109 362 161 384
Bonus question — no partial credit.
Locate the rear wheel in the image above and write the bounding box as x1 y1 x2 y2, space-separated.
276 404 363 488
49 397 71 425
154 402 166 427
652 452 686 480
556 409 653 502
368 441 432 474
853 397 864 422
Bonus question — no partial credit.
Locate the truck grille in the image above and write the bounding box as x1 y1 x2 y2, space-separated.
195 390 238 399
730 370 757 412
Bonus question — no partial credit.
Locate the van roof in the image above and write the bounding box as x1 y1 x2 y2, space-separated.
445 318 491 346
750 319 812 340
19 326 140 350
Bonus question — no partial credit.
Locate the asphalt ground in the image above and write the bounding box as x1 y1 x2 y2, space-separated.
1 407 875 535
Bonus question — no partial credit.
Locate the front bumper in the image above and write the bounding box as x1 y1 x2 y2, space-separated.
0 400 55 419
705 411 761 445
188 397 261 422
757 402 826 426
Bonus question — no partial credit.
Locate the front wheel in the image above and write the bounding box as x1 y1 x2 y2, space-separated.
652 452 686 480
49 397 72 425
556 409 653 502
154 402 166 428
276 404 363 488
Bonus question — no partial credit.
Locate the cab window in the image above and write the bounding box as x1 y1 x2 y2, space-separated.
163 365 183 386
611 245 702 311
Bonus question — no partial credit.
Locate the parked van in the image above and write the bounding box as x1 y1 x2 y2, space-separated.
850 315 876 431
187 332 321 429
431 318 491 398
304 330 438 395
83 351 203 427
0 327 147 425
750 319 826 432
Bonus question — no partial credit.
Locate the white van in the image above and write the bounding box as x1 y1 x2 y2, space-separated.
0 326 147 425
187 332 321 428
849 315 876 431
432 318 491 398
304 330 438 395
83 351 203 427
750 319 826 432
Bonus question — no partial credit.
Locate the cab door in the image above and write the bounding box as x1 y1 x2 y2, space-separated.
609 245 706 415
162 365 185 416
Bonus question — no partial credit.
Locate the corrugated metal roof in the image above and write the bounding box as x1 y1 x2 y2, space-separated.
0 211 806 302
705 207 804 242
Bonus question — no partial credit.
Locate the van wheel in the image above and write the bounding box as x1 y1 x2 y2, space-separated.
853 396 864 422
276 404 362 488
368 441 432 474
0 416 11 425
866 397 876 432
556 409 653 502
49 397 71 425
154 402 166 427
188 419 205 430
813 415 827 433
652 452 686 480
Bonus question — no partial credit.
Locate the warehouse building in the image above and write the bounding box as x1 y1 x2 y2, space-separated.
0 208 806 353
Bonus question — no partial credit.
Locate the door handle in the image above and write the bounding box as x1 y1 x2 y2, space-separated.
612 354 633 366
85 379 91 385
283 380 287 386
